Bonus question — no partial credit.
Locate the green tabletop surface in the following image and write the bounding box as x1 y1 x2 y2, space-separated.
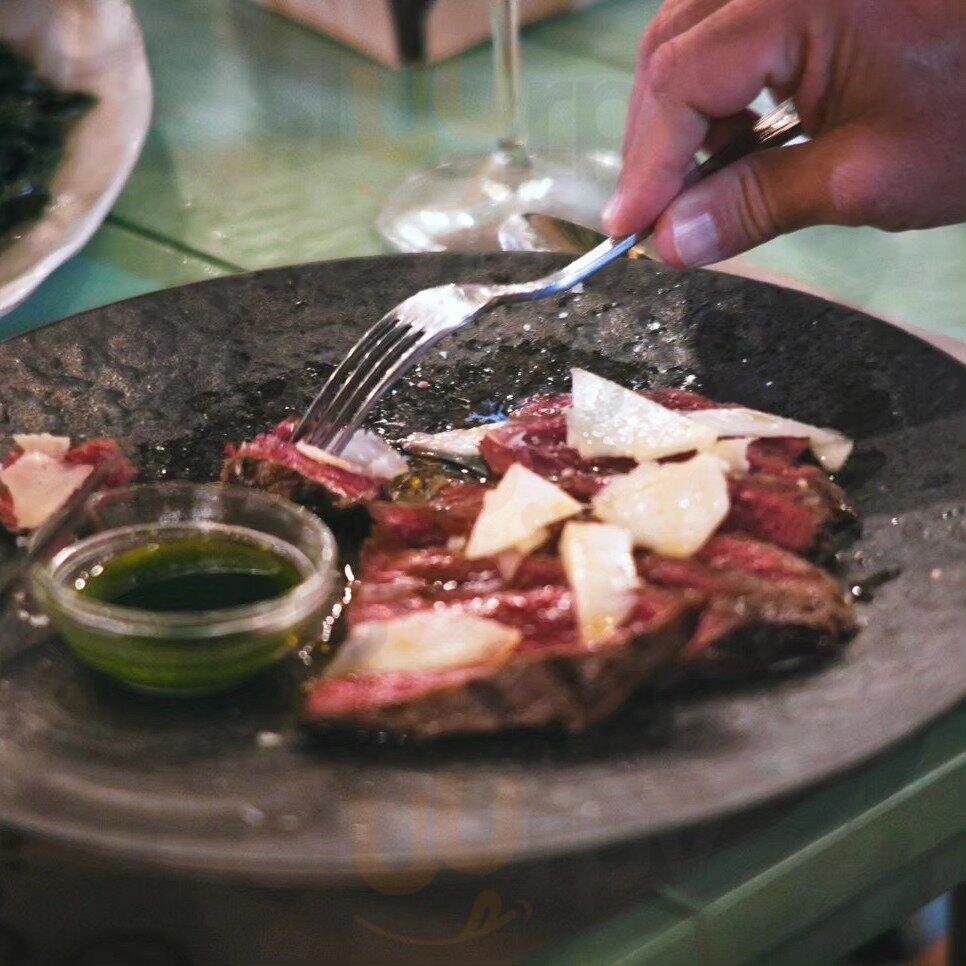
0 1 963 964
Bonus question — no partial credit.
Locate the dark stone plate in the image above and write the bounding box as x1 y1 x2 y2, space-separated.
0 254 962 881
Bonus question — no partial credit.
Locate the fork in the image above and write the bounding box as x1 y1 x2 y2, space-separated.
294 99 803 454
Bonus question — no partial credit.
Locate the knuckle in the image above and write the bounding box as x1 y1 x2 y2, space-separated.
639 3 680 61
730 162 783 243
645 38 678 93
638 23 661 61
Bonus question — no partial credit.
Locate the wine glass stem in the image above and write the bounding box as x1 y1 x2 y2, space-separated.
490 0 529 167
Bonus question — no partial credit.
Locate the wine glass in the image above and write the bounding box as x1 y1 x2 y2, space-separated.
376 0 621 252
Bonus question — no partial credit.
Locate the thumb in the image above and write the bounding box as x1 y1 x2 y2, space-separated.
650 133 856 268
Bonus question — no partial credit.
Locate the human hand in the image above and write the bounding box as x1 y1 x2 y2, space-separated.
602 0 966 267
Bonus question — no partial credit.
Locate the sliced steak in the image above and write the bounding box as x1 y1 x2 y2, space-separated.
480 393 632 501
365 482 487 550
302 385 858 736
221 418 383 512
306 518 855 735
479 390 854 553
304 580 697 736
724 472 854 554
639 533 857 679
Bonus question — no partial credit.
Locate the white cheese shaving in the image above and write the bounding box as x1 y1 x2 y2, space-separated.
566 368 716 462
465 464 582 560
295 441 356 473
495 551 522 582
686 407 853 472
324 612 521 678
711 437 752 474
560 522 639 645
12 434 71 459
592 453 730 558
401 425 495 466
0 452 93 531
494 527 550 581
296 431 408 480
340 431 409 480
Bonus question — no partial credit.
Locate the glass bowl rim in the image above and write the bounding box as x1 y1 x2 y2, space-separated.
28 482 339 639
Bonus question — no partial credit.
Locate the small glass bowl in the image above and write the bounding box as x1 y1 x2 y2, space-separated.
29 483 339 695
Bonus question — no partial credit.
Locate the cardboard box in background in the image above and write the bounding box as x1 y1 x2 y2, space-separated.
252 0 608 68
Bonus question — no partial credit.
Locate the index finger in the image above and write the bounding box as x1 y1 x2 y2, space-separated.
604 0 807 237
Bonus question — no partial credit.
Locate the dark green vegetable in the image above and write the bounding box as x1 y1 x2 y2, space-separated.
0 43 95 235
78 535 303 613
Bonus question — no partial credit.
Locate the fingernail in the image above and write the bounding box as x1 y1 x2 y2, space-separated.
602 190 623 230
668 194 721 267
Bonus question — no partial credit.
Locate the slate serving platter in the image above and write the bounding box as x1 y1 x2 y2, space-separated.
0 253 962 881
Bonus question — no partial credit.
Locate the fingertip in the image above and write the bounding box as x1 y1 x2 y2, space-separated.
601 191 621 234
648 217 686 268
602 189 632 237
644 38 675 94
602 177 659 237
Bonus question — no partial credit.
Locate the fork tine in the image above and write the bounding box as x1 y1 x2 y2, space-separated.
294 314 404 442
302 323 415 449
308 326 424 452
293 315 395 441
324 329 440 453
309 323 414 435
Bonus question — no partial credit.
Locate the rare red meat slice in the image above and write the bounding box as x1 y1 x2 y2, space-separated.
304 577 697 736
638 533 857 678
0 436 137 533
481 415 634 502
479 390 854 553
365 483 487 550
360 501 855 664
302 384 858 735
746 437 810 473
724 472 854 554
221 419 383 512
308 492 699 737
480 391 637 501
306 515 855 734
65 439 137 489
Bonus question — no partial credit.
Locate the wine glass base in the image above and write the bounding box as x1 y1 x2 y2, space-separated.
376 150 621 253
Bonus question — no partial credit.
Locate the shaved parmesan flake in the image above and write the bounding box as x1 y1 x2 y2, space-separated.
402 425 494 468
0 452 93 530
560 522 639 644
340 431 408 480
325 612 520 678
295 441 356 473
296 431 408 480
465 464 581 560
567 368 716 462
686 407 853 472
12 434 71 459
494 527 551 581
495 550 524 582
511 525 551 557
711 437 752 474
592 454 729 558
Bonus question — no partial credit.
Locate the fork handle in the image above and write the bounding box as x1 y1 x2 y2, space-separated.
687 98 802 183
499 99 803 303
498 232 642 303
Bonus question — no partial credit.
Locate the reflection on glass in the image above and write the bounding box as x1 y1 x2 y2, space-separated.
377 0 620 252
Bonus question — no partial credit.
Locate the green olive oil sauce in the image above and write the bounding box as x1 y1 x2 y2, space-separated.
76 535 303 612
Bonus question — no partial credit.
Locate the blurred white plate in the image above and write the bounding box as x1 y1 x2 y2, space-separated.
0 0 151 317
